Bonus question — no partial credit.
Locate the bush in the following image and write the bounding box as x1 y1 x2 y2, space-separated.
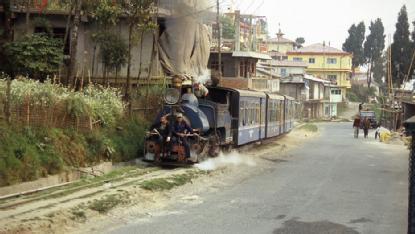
0 78 124 127
3 33 63 79
347 84 376 102
108 117 149 162
0 117 149 186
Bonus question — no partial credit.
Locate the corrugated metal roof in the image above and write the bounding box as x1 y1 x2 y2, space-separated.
304 74 330 84
236 89 267 98
232 51 272 60
266 93 285 100
266 37 295 44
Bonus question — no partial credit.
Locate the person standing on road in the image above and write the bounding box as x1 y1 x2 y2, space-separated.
353 115 361 138
375 123 380 140
362 117 370 138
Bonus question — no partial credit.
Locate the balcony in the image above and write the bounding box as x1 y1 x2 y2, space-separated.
220 77 271 92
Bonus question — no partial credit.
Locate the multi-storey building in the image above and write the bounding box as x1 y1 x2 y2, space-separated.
287 43 352 99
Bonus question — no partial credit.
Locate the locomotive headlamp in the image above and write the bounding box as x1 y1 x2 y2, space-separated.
164 88 181 105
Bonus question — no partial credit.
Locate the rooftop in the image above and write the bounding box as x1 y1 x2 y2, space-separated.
266 37 295 44
287 43 351 55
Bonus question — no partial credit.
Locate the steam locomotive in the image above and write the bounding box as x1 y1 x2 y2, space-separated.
144 83 298 165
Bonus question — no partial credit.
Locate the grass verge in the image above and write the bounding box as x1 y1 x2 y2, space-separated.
140 171 201 191
298 123 318 132
88 193 129 214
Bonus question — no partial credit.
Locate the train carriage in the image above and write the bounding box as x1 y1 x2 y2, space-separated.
265 93 285 138
234 90 267 146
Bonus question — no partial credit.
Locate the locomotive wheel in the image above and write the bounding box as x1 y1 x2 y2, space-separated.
208 135 220 157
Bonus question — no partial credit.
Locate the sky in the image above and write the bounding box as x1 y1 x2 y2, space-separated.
225 0 415 49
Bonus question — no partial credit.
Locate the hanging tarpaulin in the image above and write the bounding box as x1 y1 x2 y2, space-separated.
34 0 48 11
158 0 212 81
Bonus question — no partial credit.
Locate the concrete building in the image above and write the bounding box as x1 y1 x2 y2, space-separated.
208 51 273 92
279 73 330 120
287 43 352 99
324 84 343 118
266 29 295 54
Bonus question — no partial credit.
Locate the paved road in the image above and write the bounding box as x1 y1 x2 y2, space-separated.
107 123 408 234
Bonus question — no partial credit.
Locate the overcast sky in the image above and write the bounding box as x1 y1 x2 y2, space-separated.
226 0 415 49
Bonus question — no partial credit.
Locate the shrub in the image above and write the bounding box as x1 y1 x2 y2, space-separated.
3 33 63 79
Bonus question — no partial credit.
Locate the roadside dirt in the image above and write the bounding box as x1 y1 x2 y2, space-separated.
0 126 319 234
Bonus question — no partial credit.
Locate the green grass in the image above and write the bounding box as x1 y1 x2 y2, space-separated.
0 117 149 187
70 207 87 222
298 123 318 132
88 193 128 214
140 171 200 191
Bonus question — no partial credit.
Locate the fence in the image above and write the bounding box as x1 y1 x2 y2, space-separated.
0 95 94 132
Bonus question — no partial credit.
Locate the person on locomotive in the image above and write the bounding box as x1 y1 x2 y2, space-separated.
148 115 171 145
172 113 196 159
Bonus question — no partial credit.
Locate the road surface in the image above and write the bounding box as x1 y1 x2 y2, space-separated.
106 122 408 234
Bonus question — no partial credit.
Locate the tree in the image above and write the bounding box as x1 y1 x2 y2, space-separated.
342 22 366 70
90 0 123 84
364 18 385 89
391 5 412 86
66 0 83 87
120 0 156 111
3 33 63 79
221 16 235 39
295 37 305 49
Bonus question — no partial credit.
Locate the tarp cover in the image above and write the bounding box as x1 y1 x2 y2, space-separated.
158 2 211 81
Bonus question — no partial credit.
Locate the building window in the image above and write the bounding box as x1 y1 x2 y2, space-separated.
328 74 337 84
331 89 341 95
327 58 337 64
210 61 224 75
280 68 287 77
309 58 315 64
293 57 303 62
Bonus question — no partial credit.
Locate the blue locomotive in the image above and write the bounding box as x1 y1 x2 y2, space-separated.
144 85 297 165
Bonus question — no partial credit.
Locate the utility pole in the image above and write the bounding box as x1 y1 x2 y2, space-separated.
252 19 257 51
235 10 240 51
217 0 222 82
249 15 253 51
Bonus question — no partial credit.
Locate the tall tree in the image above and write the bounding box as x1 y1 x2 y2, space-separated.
121 0 155 114
66 0 83 87
343 22 366 71
221 16 235 39
391 5 412 86
364 18 385 89
295 37 305 49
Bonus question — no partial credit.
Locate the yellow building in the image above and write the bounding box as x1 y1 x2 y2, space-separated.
287 43 352 98
266 29 295 54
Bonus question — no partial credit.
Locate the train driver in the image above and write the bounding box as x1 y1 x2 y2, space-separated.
173 113 195 159
149 115 171 144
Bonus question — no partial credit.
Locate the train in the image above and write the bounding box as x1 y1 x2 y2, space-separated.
144 85 298 165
